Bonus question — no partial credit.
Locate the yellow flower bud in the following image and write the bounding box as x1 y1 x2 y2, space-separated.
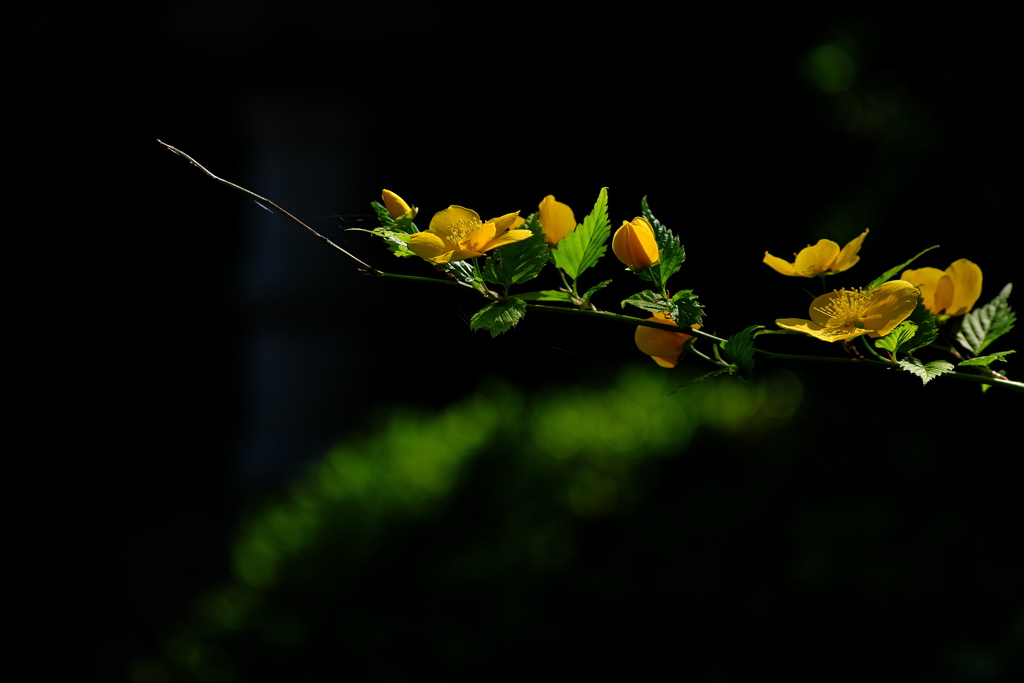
635 312 697 368
612 217 659 269
382 189 417 220
538 195 576 245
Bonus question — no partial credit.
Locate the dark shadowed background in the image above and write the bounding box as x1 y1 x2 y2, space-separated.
4 2 1022 681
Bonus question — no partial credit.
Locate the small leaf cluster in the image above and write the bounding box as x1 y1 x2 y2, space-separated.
866 266 1015 386
364 189 704 341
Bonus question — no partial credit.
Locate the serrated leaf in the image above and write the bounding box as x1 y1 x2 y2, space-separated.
581 279 612 302
637 196 685 289
481 214 549 288
552 187 610 280
517 290 574 302
670 290 704 327
371 200 394 226
470 298 527 337
956 283 1015 354
636 242 686 289
668 368 731 394
370 201 418 234
903 299 939 352
640 196 676 250
718 326 761 378
443 260 480 286
622 289 704 327
958 350 1015 367
347 227 417 257
898 358 955 385
866 245 940 290
622 290 672 314
875 321 918 353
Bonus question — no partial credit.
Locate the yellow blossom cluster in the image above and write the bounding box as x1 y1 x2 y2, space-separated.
766 229 983 344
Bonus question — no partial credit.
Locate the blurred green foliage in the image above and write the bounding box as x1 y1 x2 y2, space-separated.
139 366 803 681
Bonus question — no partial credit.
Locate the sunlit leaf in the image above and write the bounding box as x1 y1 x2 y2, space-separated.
481 214 549 288
898 358 955 385
956 283 1015 355
875 321 918 353
552 187 610 281
958 350 1015 367
470 298 527 337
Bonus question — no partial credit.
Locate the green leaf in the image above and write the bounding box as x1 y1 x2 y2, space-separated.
370 200 394 227
637 196 685 288
718 326 761 379
902 299 939 353
866 245 940 290
552 187 610 281
622 290 704 327
668 368 731 394
956 283 1015 355
443 260 480 286
635 243 686 290
898 358 955 385
581 279 612 302
958 350 1015 367
622 290 672 314
369 201 418 234
517 290 574 302
347 227 417 257
481 214 549 288
470 298 527 337
670 290 704 327
874 321 918 353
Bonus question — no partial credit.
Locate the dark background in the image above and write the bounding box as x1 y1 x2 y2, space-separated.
4 2 1022 681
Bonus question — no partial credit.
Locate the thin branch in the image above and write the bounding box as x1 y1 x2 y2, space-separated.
756 348 1024 393
525 304 727 343
157 140 379 275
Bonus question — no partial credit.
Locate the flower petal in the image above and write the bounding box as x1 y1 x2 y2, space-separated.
538 195 576 245
430 206 481 240
776 317 869 341
793 239 840 277
483 229 534 251
488 211 523 233
763 252 798 276
635 313 696 366
863 280 920 336
901 267 944 313
831 229 868 272
943 258 983 316
459 223 498 253
407 231 453 263
445 248 486 263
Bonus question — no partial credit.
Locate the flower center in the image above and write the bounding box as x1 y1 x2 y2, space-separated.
446 216 482 242
814 288 880 330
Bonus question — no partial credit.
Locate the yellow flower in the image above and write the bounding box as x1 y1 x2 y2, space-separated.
776 280 919 342
763 229 869 277
407 205 532 264
382 189 417 220
538 195 576 245
635 312 698 368
901 259 982 317
612 217 659 269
